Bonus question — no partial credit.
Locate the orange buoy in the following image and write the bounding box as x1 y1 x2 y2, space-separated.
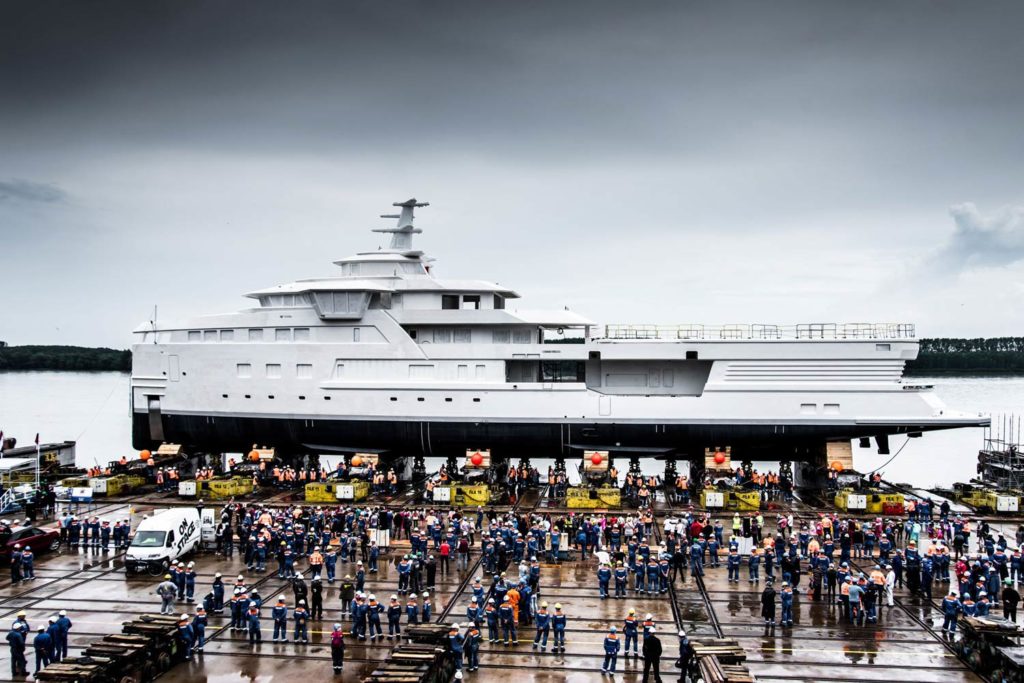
713 452 726 465
831 460 844 472
140 449 151 460
351 456 363 467
471 452 484 466
590 453 603 466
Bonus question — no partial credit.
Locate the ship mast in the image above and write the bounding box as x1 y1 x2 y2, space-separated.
373 198 429 252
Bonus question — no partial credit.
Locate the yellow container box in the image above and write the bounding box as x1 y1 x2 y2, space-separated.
731 490 761 511
865 492 904 514
305 482 337 503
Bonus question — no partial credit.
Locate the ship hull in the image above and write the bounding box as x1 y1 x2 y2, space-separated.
132 410 979 459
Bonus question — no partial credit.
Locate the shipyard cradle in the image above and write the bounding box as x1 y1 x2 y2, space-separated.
130 200 986 460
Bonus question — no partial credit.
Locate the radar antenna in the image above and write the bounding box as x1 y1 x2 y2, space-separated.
372 198 429 251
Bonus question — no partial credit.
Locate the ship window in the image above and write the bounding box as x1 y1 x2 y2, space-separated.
492 329 511 344
380 292 392 309
248 329 263 342
268 394 275 399
390 397 398 401
203 330 217 342
332 362 344 379
296 364 313 379
494 294 505 310
512 329 533 344
220 329 234 341
266 364 281 379
441 294 459 310
462 295 480 310
409 329 418 340
275 328 291 342
236 364 252 378
475 364 486 379
353 327 361 342
324 396 331 400
432 328 452 344
457 364 469 380
800 403 817 415
222 394 228 398
417 397 425 402
473 397 481 403
445 397 453 402
294 328 310 342
453 329 471 343
188 331 201 342
824 403 840 415
541 361 585 382
299 395 306 400
686 351 698 360
245 394 251 399
876 343 891 352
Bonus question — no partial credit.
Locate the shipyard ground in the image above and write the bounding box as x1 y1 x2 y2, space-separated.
0 488 1009 683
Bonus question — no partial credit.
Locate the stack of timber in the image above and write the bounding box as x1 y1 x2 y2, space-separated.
362 624 453 683
692 638 755 683
36 614 181 683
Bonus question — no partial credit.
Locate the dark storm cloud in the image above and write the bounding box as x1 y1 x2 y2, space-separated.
1 1 1024 345
0 179 66 203
925 203 1024 274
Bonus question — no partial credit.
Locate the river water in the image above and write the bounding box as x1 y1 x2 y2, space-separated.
0 371 1021 488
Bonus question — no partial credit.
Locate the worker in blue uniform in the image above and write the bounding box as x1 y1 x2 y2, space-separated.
193 607 207 651
598 563 612 599
448 623 464 671
942 590 962 632
32 627 51 674
552 604 567 653
533 601 550 650
271 597 287 642
623 608 639 657
602 625 621 675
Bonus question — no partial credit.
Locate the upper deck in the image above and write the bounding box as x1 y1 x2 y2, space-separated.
599 322 916 341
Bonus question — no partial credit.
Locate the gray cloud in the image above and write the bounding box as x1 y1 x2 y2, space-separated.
0 2 1023 345
925 203 1024 274
0 179 66 204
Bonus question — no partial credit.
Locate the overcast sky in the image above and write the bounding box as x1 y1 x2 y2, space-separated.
2 1 1023 348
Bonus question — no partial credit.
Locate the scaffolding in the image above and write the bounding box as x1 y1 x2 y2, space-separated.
977 414 1023 489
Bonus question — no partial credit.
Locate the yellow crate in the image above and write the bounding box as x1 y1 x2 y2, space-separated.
231 476 254 495
960 490 998 511
456 484 491 506
596 486 621 507
305 482 337 503
60 477 89 488
865 492 904 514
730 490 761 511
203 479 238 500
565 486 621 509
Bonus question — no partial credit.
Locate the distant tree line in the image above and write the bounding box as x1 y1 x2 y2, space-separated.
909 337 1024 373
0 338 1020 373
0 345 131 372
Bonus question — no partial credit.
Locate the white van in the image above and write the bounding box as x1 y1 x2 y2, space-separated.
125 508 206 575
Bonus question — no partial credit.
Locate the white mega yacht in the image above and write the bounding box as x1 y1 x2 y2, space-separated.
131 199 986 469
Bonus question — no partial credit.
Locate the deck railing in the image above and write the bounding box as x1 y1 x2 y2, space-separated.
600 323 916 341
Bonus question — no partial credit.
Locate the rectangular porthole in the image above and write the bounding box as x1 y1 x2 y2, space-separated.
800 403 817 415
324 396 331 401
390 397 398 402
445 397 453 402
299 396 306 400
473 398 481 403
268 395 275 399
244 394 251 399
876 343 891 352
222 394 228 398
417 397 425 402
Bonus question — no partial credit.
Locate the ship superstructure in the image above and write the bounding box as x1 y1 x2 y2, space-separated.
131 199 987 464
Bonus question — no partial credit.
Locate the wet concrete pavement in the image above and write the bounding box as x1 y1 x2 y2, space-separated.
0 495 994 682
